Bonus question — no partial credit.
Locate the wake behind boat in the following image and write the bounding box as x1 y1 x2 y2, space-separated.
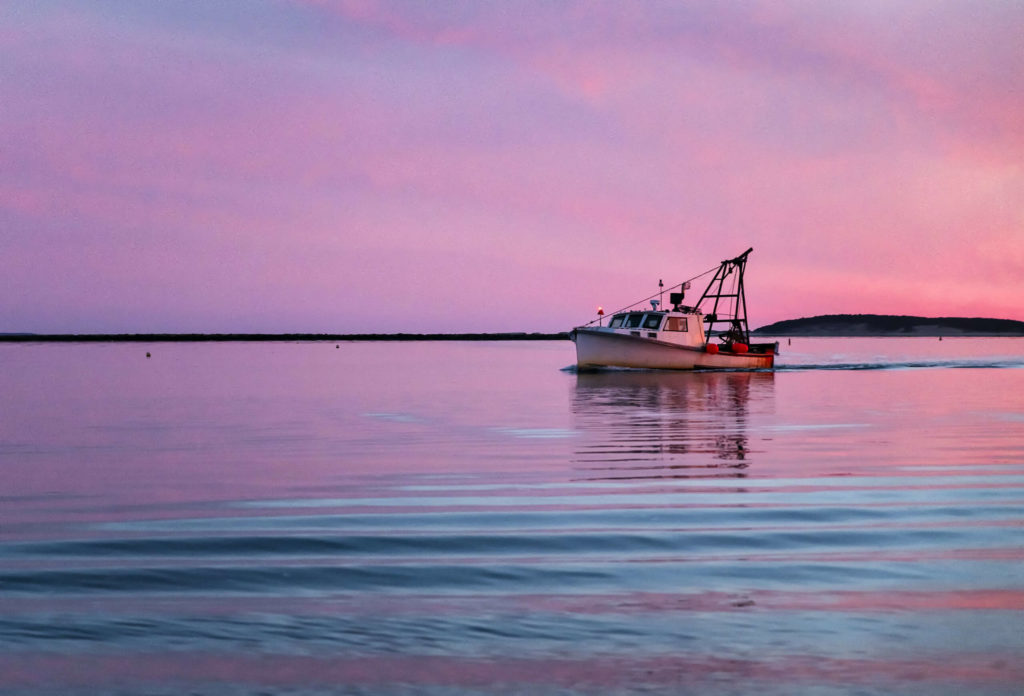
570 248 777 370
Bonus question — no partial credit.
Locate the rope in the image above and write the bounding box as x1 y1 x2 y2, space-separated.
581 264 720 327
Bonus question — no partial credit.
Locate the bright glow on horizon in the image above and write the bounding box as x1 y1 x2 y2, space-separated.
2 1 1022 333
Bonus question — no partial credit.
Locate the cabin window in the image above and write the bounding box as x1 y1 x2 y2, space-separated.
643 313 664 330
625 313 644 328
609 314 625 328
665 317 688 332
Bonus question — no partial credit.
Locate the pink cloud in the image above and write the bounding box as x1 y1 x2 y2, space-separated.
2 1 1022 331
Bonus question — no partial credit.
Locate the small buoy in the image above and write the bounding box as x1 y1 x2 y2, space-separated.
336 345 339 349
146 352 151 358
706 343 719 354
732 343 749 354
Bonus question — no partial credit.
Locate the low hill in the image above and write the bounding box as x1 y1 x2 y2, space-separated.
753 314 1024 336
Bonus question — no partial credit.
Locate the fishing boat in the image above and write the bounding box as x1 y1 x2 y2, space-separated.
570 248 777 370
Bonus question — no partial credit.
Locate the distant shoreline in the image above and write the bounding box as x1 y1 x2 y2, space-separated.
0 332 572 343
5 313 1024 341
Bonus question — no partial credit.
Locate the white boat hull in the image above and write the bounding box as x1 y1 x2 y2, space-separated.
572 328 773 370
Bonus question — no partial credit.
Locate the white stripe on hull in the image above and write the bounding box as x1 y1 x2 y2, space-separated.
573 328 773 370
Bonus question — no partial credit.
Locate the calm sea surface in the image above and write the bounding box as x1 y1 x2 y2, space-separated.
2 338 1023 695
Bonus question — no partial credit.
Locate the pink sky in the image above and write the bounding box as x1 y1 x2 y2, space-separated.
2 1 1022 333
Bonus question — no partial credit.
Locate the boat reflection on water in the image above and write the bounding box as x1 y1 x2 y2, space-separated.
571 370 774 481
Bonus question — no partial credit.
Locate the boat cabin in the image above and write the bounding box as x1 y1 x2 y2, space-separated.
602 309 707 348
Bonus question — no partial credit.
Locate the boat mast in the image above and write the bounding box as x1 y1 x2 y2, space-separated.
696 247 753 345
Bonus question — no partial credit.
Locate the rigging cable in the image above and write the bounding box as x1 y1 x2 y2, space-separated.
581 264 720 327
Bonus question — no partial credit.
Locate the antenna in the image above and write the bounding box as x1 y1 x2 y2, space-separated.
658 279 664 310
